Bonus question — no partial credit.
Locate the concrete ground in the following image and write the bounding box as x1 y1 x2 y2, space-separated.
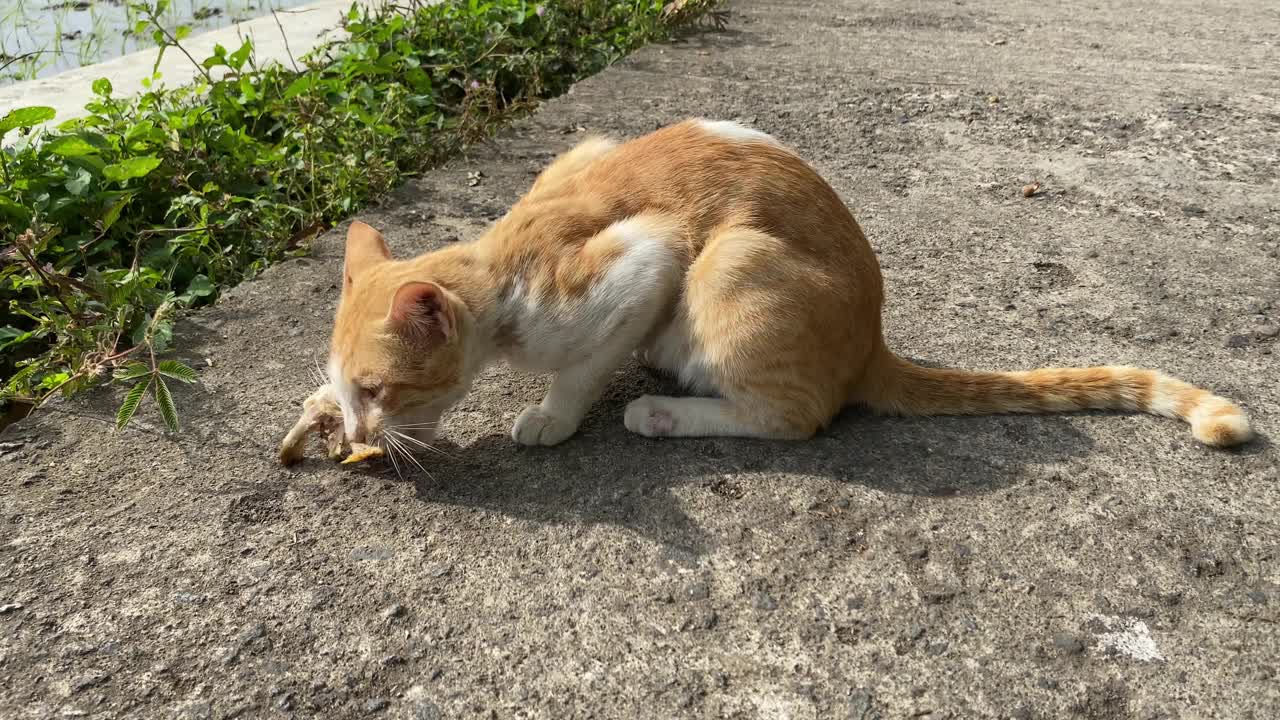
3 0 1278 717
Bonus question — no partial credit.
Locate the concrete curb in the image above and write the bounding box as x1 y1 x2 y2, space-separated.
0 0 381 132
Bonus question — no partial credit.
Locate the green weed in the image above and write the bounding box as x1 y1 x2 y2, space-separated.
0 0 724 431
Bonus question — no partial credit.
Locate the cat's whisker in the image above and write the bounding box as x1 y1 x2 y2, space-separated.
387 429 455 460
385 433 433 481
390 421 439 429
379 436 405 480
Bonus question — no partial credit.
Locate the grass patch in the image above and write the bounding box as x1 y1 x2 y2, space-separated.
0 0 723 429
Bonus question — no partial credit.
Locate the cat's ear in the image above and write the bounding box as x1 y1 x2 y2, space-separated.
343 221 391 285
387 281 454 344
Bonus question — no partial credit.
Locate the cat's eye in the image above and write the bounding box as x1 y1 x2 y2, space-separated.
361 384 382 400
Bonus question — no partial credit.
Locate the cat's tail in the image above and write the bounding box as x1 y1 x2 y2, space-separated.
852 348 1252 447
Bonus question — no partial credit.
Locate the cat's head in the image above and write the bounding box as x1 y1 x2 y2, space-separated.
326 221 475 445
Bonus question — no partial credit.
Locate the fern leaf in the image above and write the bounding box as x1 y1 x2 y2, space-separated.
116 379 150 430
116 362 151 382
3 362 39 394
156 360 198 384
153 376 179 433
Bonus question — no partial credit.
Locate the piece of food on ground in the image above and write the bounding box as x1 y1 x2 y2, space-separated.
341 443 385 464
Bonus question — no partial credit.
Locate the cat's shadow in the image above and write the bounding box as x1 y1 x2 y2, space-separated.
345 364 1107 555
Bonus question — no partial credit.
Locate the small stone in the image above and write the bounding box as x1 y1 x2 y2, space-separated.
1224 334 1250 348
1053 632 1085 655
1035 677 1060 690
908 544 929 560
308 587 335 610
907 624 926 641
1255 324 1279 339
382 604 407 619
683 581 711 601
0 602 22 614
413 700 442 720
72 672 110 693
173 592 206 605
1022 181 1041 198
753 591 778 611
955 298 978 308
350 546 393 562
1191 553 1223 577
276 693 294 711
1246 589 1267 604
848 689 877 720
381 654 406 665
239 623 266 643
364 698 389 713
922 587 955 605
1012 708 1032 720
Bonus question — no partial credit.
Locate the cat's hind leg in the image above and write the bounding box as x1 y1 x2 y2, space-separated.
622 224 856 440
624 395 815 440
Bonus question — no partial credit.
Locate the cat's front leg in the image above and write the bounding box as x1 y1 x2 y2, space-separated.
511 348 627 446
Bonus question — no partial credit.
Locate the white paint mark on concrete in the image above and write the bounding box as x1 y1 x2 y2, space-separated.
1089 613 1164 662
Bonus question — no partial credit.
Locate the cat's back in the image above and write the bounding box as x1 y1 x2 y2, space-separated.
579 120 871 262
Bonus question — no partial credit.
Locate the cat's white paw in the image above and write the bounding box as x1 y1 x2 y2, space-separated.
511 405 578 446
624 395 675 437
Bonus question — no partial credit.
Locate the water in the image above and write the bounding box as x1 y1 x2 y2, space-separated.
0 0 314 84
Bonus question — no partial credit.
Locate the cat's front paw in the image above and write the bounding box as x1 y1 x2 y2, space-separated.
511 405 579 446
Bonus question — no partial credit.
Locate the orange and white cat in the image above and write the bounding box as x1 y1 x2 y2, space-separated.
295 118 1251 463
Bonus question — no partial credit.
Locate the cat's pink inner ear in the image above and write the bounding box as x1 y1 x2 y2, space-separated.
343 220 392 283
388 281 454 342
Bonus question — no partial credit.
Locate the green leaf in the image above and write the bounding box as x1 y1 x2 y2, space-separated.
175 25 191 41
92 77 112 96
229 39 253 70
183 274 214 299
0 195 32 225
115 362 151 381
0 326 34 352
116 379 150 430
124 119 157 143
0 106 56 134
100 192 134 231
64 167 93 196
46 135 99 157
103 156 162 183
282 75 316 99
153 376 179 432
157 360 198 383
4 363 40 395
150 318 174 352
